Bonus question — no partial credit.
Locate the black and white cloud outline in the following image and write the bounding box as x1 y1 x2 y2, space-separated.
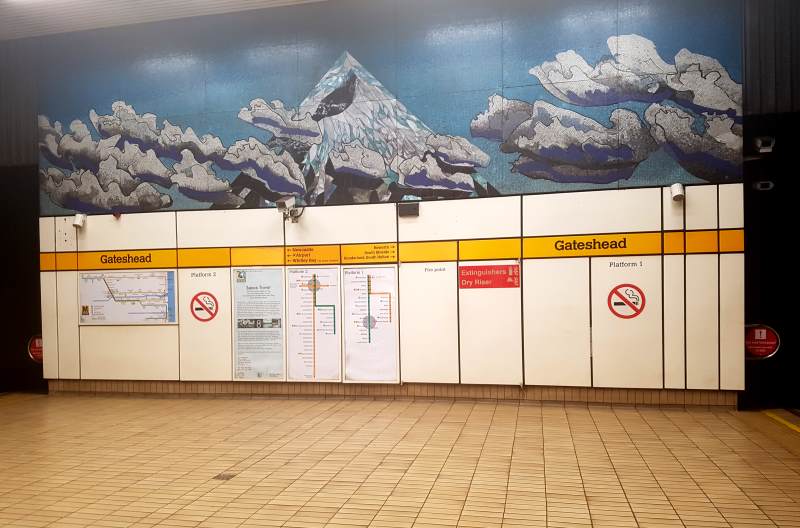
38 116 122 172
397 155 475 193
38 109 249 212
172 150 245 206
328 143 387 183
40 167 173 213
104 141 174 188
89 101 226 163
473 99 657 184
238 99 322 145
219 137 306 195
470 95 535 143
530 34 742 117
471 95 740 184
473 34 742 185
89 101 307 197
645 103 741 183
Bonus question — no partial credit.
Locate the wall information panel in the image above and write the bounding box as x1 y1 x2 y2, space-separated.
342 266 399 383
232 268 285 380
286 267 342 382
79 270 176 325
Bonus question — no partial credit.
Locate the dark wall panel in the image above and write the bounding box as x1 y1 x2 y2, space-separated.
0 165 46 392
0 39 38 167
744 0 800 115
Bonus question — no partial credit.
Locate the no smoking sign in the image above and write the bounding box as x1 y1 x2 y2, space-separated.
191 292 219 322
607 283 646 319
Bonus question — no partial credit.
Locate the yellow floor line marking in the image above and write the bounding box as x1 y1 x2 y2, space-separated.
763 410 800 433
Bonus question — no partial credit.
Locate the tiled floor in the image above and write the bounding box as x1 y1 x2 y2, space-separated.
1 395 799 528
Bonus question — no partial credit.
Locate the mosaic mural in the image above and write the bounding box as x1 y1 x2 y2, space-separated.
36 0 743 215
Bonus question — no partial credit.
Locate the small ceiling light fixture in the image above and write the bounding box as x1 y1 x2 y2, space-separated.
72 213 87 228
754 136 775 154
670 183 685 202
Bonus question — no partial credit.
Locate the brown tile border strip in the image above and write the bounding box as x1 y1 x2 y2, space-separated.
48 380 737 407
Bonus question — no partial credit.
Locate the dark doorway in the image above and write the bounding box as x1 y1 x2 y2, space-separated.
0 165 47 392
739 113 797 409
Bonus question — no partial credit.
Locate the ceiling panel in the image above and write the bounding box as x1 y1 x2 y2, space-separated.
0 0 326 41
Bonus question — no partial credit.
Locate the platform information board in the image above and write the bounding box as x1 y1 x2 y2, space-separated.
232 268 284 380
286 267 341 381
342 266 398 382
79 270 176 325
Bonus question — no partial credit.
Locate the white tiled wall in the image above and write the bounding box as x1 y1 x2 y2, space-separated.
286 203 396 245
40 273 59 379
80 326 180 380
685 185 718 231
55 216 77 252
523 258 590 387
718 184 744 229
663 255 686 389
459 259 522 386
720 253 745 390
56 271 80 379
591 256 663 388
38 184 743 393
399 262 459 383
39 217 56 252
177 209 283 248
398 196 520 241
523 188 661 236
663 187 685 389
686 254 720 389
77 212 177 251
178 268 232 381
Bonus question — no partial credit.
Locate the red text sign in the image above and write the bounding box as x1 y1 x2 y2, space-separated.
27 336 43 364
745 325 780 359
459 264 520 289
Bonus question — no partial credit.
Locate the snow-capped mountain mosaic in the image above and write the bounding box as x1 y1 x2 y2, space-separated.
36 0 742 215
39 53 492 213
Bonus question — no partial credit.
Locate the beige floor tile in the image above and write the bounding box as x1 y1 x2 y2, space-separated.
0 395 799 528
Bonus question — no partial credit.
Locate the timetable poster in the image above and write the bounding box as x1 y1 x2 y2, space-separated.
232 268 284 380
342 266 399 382
286 267 342 382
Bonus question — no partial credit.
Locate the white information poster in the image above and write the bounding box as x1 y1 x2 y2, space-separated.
79 270 177 325
342 266 399 382
286 267 341 381
232 268 284 380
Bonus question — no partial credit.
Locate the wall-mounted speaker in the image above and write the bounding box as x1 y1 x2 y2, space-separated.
397 202 419 217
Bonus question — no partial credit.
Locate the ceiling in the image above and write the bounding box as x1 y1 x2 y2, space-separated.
0 0 326 41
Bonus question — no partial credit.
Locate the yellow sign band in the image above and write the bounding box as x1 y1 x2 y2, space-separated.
285 245 341 265
231 246 284 267
524 232 661 259
398 241 458 263
77 249 177 270
39 228 746 271
719 229 745 253
40 252 56 271
685 230 719 253
342 243 397 264
55 252 78 271
459 238 521 261
663 231 685 254
177 248 231 268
